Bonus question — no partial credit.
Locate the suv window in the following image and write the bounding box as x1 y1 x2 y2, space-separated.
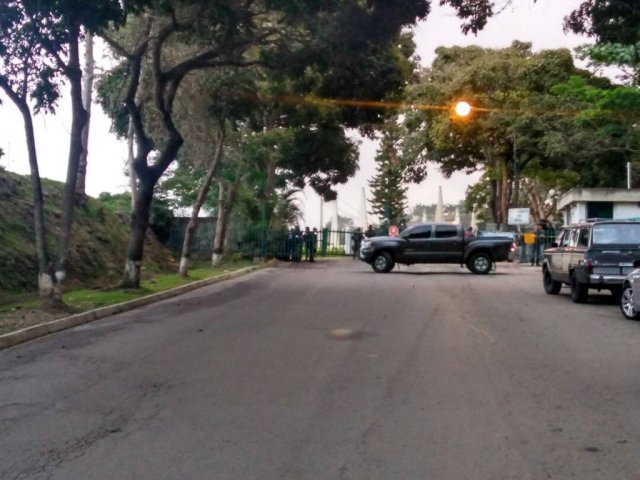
559 229 571 247
577 228 590 247
406 226 431 239
593 223 640 245
569 228 580 247
435 225 457 238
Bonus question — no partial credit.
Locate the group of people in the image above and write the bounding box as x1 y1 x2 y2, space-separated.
350 225 377 259
286 225 318 262
284 224 377 262
521 223 548 266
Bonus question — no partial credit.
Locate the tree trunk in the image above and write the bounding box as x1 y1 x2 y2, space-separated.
0 79 58 303
121 178 154 288
54 26 87 296
211 180 237 268
179 130 225 277
75 32 94 206
265 159 277 200
211 179 227 267
499 159 511 229
127 118 137 210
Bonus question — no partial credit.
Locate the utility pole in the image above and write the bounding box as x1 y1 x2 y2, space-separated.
513 134 519 207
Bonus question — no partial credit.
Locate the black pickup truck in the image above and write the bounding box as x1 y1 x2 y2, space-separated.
358 223 514 274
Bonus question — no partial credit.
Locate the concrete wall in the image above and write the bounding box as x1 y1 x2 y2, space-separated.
562 202 640 224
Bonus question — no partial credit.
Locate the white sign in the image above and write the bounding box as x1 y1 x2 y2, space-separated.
508 208 530 226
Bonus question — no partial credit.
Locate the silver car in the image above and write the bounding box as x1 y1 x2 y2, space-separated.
620 260 640 320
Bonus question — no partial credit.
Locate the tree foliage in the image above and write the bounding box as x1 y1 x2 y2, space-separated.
368 126 408 227
564 0 640 46
401 41 624 226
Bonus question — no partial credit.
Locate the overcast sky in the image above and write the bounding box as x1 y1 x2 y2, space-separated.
0 0 590 227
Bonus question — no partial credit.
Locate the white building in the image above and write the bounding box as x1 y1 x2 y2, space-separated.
557 188 640 225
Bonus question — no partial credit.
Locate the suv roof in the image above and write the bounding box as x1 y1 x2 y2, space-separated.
567 219 640 227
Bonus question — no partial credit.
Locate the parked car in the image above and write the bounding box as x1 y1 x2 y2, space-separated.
358 223 513 274
542 220 640 303
620 260 640 320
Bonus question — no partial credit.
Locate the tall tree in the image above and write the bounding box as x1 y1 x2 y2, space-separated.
402 42 610 227
0 0 134 304
369 128 408 227
75 32 95 206
98 0 444 288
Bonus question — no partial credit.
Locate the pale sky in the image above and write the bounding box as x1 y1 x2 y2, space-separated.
0 0 590 227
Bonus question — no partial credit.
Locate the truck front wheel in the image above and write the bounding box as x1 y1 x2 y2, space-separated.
372 252 395 273
467 252 492 275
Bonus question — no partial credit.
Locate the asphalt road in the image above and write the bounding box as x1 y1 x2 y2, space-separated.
2 259 640 480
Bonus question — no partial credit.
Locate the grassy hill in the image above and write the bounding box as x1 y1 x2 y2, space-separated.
0 169 176 296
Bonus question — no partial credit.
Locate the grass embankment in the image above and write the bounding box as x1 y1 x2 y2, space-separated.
0 259 255 336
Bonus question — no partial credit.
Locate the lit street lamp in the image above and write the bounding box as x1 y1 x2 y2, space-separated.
454 101 472 118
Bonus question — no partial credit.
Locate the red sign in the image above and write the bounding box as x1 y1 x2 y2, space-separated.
389 225 399 237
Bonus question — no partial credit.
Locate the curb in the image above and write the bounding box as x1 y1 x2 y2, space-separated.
0 265 263 351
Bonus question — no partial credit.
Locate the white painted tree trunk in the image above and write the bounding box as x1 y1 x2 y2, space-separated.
179 257 190 276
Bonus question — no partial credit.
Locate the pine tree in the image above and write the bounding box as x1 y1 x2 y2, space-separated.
368 132 408 228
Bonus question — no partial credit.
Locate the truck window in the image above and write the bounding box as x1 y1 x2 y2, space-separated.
560 229 571 247
435 225 457 238
407 226 431 239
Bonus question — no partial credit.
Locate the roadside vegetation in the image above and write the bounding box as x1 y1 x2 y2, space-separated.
0 259 255 335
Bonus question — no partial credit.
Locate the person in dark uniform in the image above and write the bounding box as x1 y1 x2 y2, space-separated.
309 227 318 262
365 225 376 238
303 227 313 261
351 227 364 259
292 224 303 262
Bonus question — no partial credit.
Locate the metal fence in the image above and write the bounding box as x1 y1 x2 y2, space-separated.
168 221 364 259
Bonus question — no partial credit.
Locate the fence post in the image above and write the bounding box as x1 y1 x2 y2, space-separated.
321 228 329 257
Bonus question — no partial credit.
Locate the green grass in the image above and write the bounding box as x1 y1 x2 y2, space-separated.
0 259 255 329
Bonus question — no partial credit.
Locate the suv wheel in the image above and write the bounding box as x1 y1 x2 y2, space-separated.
542 267 562 295
467 252 492 275
620 285 640 320
570 274 588 303
372 252 394 273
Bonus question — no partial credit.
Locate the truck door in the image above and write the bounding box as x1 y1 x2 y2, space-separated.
401 225 433 262
428 225 463 263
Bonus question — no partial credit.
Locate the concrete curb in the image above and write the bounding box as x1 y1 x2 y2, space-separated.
0 265 263 351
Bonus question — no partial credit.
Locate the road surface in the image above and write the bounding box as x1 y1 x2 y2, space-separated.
1 260 639 479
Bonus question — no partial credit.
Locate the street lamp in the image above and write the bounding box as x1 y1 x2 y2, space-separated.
454 101 472 118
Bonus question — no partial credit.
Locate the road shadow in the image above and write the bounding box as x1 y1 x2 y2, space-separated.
350 269 509 276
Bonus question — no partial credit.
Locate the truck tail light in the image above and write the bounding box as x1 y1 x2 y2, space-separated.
510 242 516 252
586 259 593 274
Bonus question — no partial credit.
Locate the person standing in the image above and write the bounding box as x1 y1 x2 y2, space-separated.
303 227 313 261
292 225 303 262
365 225 376 238
464 226 474 239
351 227 364 259
522 229 536 265
531 223 544 266
309 227 318 262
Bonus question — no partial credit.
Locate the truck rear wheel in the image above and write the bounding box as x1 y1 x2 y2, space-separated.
372 252 394 273
570 274 588 303
467 252 492 275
